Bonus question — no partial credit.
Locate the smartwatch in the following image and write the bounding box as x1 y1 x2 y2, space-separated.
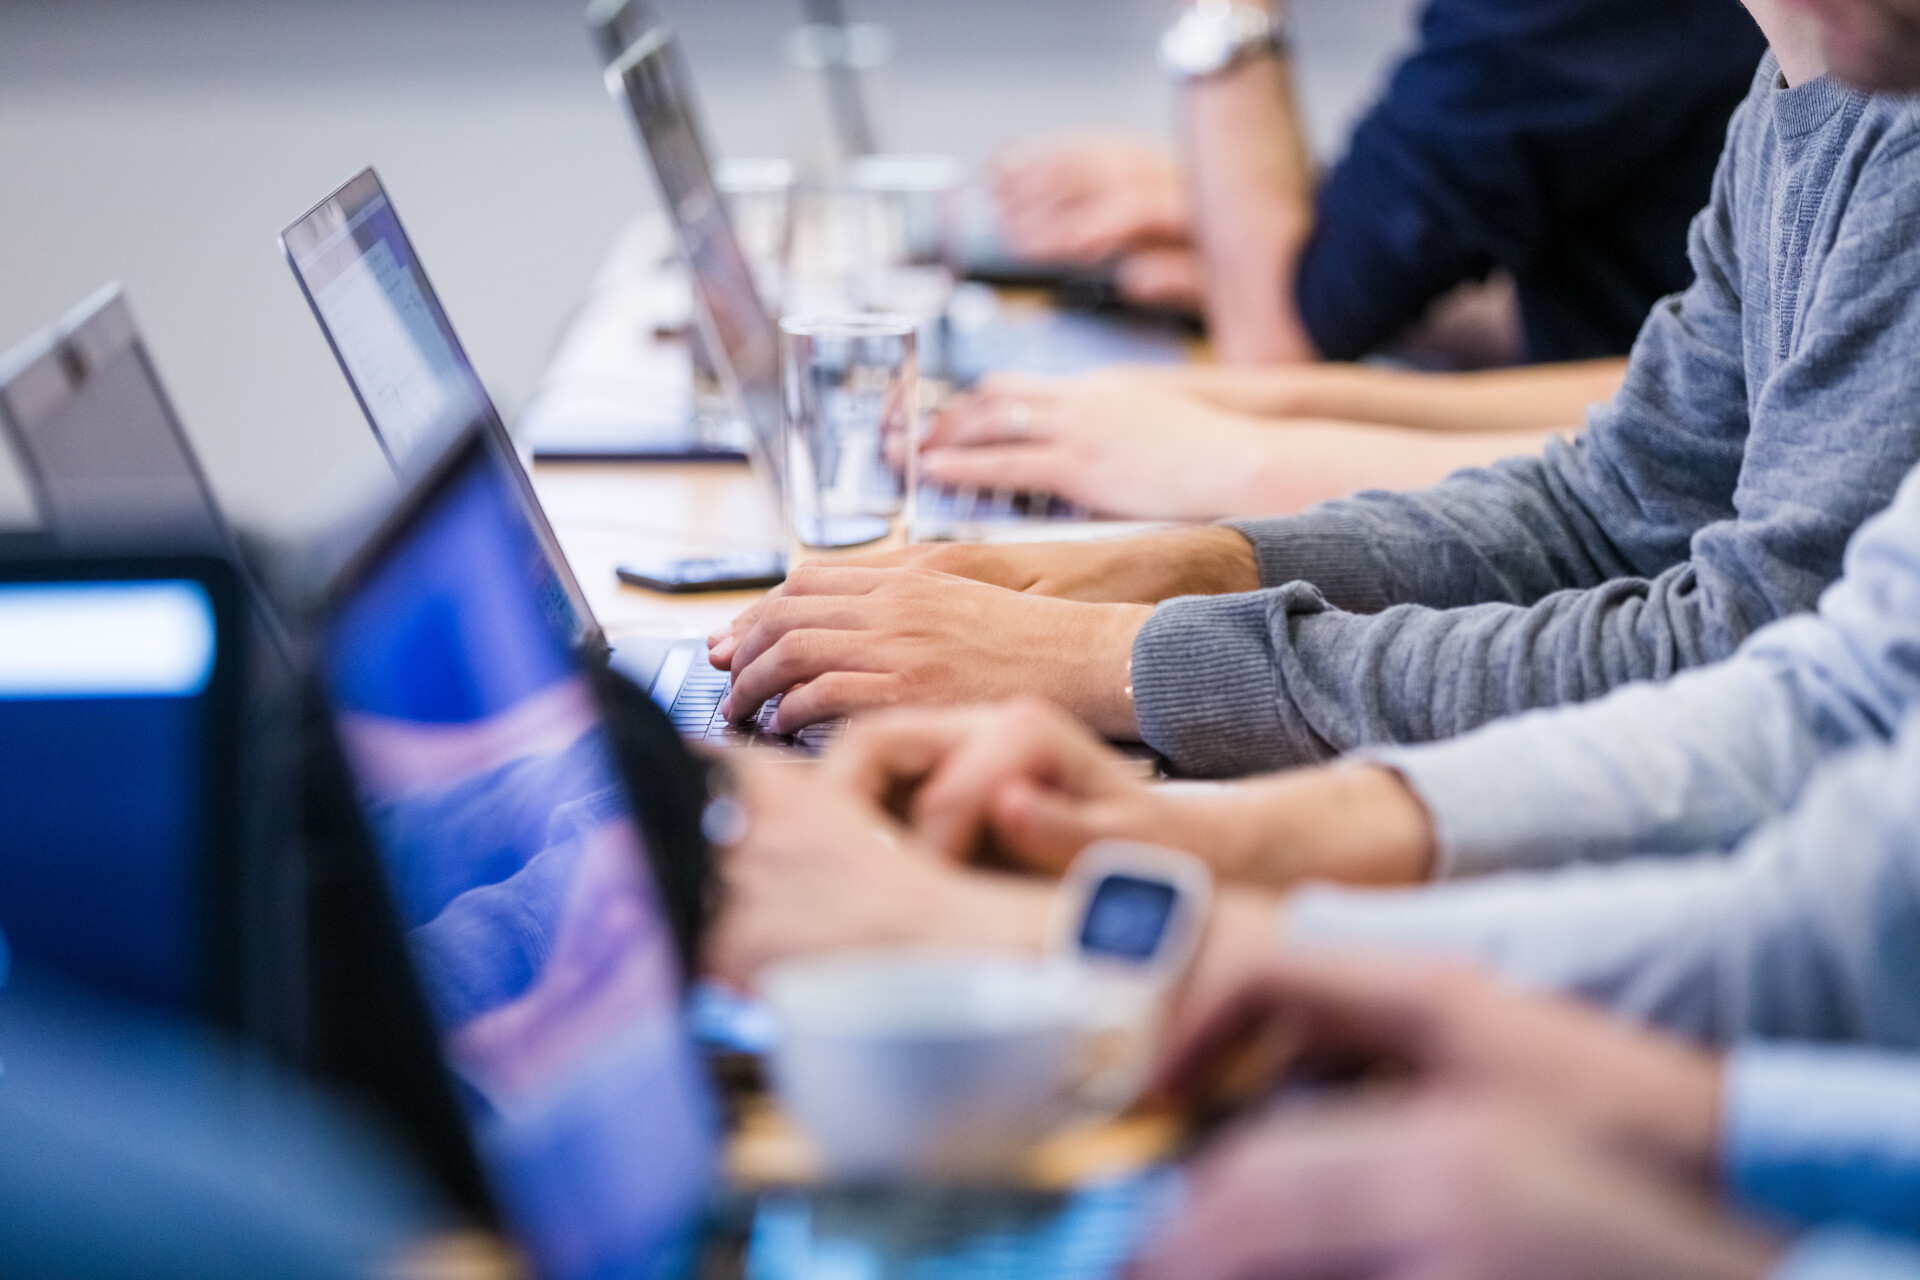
1158 1 1291 81
1050 840 1214 1107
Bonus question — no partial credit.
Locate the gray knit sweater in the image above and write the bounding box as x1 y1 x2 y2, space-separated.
1131 58 1920 778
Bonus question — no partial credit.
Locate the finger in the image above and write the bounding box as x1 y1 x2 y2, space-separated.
722 628 873 722
769 671 907 733
723 591 900 697
909 699 1123 862
980 777 1114 873
1153 949 1458 1102
921 444 1079 498
822 706 999 812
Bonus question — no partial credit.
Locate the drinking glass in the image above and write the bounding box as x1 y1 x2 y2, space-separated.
781 315 917 549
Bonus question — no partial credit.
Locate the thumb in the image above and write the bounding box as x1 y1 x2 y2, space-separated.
986 778 1113 874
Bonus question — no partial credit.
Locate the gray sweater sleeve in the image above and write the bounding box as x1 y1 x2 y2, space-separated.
1284 708 1920 1047
1133 105 1920 778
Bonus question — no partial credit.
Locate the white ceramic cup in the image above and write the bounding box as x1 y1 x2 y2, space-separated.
759 949 1096 1181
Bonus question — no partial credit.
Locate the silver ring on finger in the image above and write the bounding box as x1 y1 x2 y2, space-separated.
1006 400 1034 438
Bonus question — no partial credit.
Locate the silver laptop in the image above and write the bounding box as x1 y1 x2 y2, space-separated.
279 168 826 751
0 284 293 659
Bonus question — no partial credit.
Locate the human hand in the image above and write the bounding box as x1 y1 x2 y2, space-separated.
925 371 1306 520
1156 948 1726 1180
710 564 1152 737
1134 1094 1779 1280
704 526 1258 669
823 698 1232 869
703 760 1052 988
990 135 1189 265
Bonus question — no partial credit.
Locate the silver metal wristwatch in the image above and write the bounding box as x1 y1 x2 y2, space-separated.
1158 1 1291 81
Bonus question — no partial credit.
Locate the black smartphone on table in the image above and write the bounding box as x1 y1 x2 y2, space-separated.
617 550 788 594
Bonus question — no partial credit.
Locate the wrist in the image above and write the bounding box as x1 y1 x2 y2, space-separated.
1076 603 1153 740
1236 763 1437 890
1163 525 1264 596
931 871 1054 956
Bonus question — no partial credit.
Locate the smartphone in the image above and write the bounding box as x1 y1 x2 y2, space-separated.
616 550 788 594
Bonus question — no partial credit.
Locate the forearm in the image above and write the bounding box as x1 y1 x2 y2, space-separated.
1230 422 1563 516
1160 360 1626 433
1180 41 1317 364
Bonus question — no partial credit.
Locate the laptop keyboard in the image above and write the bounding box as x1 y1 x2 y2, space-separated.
668 658 844 752
746 1169 1185 1280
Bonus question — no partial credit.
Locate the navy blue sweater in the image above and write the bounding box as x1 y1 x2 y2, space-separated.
1300 0 1766 362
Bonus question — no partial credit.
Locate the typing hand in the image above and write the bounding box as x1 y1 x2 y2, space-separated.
990 135 1190 265
703 526 1259 672
1153 948 1726 1181
1135 1094 1778 1280
925 372 1306 521
707 563 1152 738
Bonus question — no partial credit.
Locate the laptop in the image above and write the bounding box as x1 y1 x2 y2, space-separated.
0 285 296 662
599 25 1188 539
0 555 247 1024
281 168 827 751
310 421 1180 1279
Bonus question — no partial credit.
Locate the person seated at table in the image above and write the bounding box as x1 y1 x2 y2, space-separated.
941 0 1760 520
1133 949 1920 1280
709 0 1920 780
994 0 1761 371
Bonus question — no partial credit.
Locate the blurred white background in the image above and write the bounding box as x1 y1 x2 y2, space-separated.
0 0 1417 537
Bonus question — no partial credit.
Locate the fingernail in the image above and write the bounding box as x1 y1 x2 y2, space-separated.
719 695 734 721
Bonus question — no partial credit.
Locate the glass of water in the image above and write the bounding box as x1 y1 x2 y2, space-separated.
781 314 918 549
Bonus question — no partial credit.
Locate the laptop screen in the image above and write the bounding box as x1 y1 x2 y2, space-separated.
0 564 237 1014
607 31 788 497
320 437 718 1280
282 170 604 657
0 288 228 554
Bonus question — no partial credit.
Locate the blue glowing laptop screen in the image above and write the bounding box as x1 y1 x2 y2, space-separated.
0 579 219 1009
322 447 717 1280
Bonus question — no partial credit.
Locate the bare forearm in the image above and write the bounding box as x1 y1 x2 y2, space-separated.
1154 359 1627 432
1195 763 1438 890
1227 422 1564 516
1181 47 1318 364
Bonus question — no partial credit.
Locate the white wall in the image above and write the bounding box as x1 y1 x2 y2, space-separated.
0 0 1416 538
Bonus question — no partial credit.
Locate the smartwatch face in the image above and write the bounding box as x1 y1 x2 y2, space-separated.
1079 874 1179 962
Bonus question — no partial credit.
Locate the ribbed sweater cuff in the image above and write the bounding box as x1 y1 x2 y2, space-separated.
1225 510 1388 609
1131 593 1290 779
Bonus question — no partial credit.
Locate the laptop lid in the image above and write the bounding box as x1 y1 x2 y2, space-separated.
0 555 245 1023
606 30 791 515
0 287 230 557
316 425 720 1280
280 169 609 659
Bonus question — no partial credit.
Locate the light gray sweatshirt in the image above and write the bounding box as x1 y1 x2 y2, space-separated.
1284 451 1920 1047
1132 60 1920 778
